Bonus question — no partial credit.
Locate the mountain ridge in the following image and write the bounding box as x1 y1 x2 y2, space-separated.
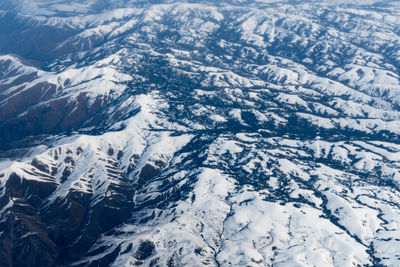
1 0 400 266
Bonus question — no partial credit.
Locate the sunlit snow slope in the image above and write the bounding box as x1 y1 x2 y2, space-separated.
1 0 400 266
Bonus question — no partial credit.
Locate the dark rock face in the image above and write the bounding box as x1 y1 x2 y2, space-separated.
0 91 113 149
0 173 58 267
0 167 135 266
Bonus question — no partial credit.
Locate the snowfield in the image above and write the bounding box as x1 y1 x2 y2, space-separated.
1 0 400 266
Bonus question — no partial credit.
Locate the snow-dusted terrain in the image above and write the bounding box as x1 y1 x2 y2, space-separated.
1 0 400 266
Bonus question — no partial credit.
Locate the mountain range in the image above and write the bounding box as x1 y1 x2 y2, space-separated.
1 0 400 266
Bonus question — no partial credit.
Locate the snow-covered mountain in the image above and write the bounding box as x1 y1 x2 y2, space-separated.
1 0 400 266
